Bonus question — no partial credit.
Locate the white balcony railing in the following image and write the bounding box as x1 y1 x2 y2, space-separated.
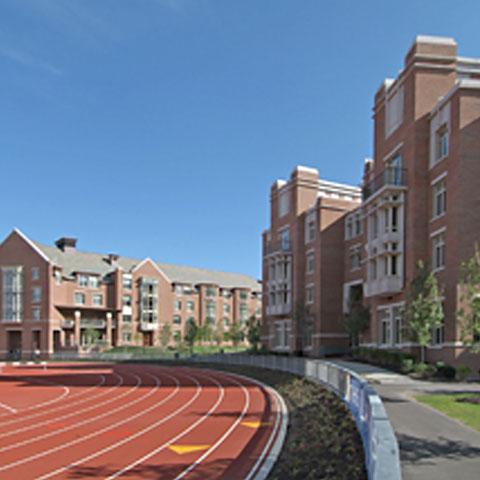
266 303 292 316
139 322 158 332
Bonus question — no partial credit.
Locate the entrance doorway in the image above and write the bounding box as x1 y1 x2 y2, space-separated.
143 332 153 347
7 331 22 360
53 330 61 352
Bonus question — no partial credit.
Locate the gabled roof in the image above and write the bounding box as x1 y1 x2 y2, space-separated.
30 236 261 292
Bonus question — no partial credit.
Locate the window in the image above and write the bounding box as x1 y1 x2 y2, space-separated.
435 126 449 161
432 180 447 218
269 286 276 306
32 307 41 321
223 304 230 314
54 270 62 285
393 306 403 344
385 85 404 137
432 321 445 345
432 233 445 270
31 267 40 281
122 275 132 290
187 301 194 312
350 246 361 271
173 315 181 325
206 287 217 297
122 332 132 343
78 275 88 287
75 292 86 305
240 291 248 300
222 289 231 298
278 188 290 217
306 252 314 274
174 300 182 311
122 295 132 307
88 276 99 289
306 285 314 304
345 215 353 240
369 260 377 281
379 308 391 345
305 211 316 243
92 294 103 306
239 303 249 324
206 300 216 322
269 261 276 280
354 212 362 236
280 229 290 251
32 286 42 304
3 267 24 322
123 314 132 323
223 317 229 327
174 285 183 295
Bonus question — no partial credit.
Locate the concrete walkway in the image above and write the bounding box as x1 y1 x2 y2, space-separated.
331 360 480 480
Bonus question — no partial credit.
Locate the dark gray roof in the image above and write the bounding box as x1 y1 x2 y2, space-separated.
33 241 261 292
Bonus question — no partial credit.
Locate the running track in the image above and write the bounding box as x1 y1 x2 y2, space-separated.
0 362 286 479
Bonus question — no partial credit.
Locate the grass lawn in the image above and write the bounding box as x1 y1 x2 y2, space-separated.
416 393 480 432
105 344 247 358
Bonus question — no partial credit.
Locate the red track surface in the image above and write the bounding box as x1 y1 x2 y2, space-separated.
0 362 281 479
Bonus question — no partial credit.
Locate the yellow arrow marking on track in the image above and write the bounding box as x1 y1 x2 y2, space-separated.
168 444 211 455
241 421 271 429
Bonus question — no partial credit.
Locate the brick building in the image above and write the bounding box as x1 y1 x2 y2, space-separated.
262 36 480 370
0 229 261 359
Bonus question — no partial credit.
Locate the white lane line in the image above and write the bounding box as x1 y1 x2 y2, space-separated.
0 373 137 450
35 369 190 480
0 402 17 414
0 369 178 476
105 369 228 480
0 373 124 440
173 371 251 480
0 373 112 427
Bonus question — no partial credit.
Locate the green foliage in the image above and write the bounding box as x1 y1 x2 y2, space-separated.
247 316 261 352
213 320 225 346
456 365 472 381
84 328 101 346
400 358 415 374
435 362 456 380
457 244 480 353
160 323 171 349
184 318 198 353
405 261 444 362
228 321 244 347
353 347 414 370
412 362 437 379
293 301 313 352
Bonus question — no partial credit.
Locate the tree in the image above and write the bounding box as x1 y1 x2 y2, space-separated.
160 323 172 350
228 321 244 348
247 315 261 352
405 261 444 363
343 288 370 347
84 327 100 346
293 301 313 353
184 318 198 355
457 245 480 353
214 320 225 347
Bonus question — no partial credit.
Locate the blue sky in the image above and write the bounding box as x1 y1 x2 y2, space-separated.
1 0 479 279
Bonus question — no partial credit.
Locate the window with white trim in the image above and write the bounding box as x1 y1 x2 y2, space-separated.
88 276 99 289
74 292 86 305
31 267 40 281
306 252 314 274
78 275 88 287
385 85 404 137
305 211 316 244
32 307 41 321
432 179 447 219
350 245 361 271
432 233 445 270
306 285 314 304
435 125 449 161
174 300 182 311
92 294 103 306
278 189 290 217
187 301 194 312
32 286 41 304
279 229 290 251
379 308 391 345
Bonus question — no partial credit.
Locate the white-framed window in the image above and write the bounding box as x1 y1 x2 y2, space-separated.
435 125 449 161
206 300 216 321
78 275 88 287
432 321 445 345
278 188 290 217
174 284 183 295
187 301 194 312
306 284 314 304
385 85 404 137
206 287 217 297
122 274 132 290
379 308 392 345
54 270 62 285
31 267 40 281
279 228 290 251
92 294 103 306
345 215 353 240
122 295 132 307
432 179 447 219
432 232 445 271
223 317 229 327
74 292 86 305
240 303 249 323
306 252 314 274
369 260 377 281
269 285 276 306
32 286 42 304
223 304 230 314
32 307 41 321
174 300 182 311
88 276 99 289
354 211 362 236
122 332 132 343
173 315 181 325
2 266 24 322
123 314 132 323
305 211 316 244
350 245 361 271
222 289 231 298
378 304 405 346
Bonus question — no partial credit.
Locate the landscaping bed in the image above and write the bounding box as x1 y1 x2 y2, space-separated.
416 392 480 432
195 363 367 480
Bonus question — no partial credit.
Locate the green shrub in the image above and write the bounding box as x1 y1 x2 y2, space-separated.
401 358 415 374
412 362 437 379
456 365 472 381
435 362 456 380
353 347 415 371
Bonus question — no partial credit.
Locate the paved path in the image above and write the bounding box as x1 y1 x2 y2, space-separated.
331 360 480 480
